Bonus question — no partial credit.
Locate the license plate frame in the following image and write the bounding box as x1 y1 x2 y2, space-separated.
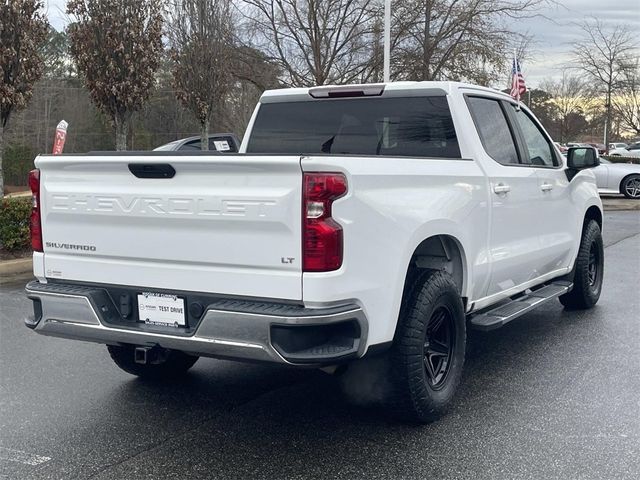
137 292 186 328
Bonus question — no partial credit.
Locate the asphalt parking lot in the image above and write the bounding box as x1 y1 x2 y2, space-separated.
1 210 639 480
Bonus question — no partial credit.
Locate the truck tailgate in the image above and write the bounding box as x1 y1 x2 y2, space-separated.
36 154 303 300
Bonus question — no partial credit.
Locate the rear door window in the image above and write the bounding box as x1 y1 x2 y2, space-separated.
247 96 461 159
466 96 520 165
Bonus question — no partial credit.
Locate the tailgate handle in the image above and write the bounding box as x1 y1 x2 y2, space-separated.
128 163 176 179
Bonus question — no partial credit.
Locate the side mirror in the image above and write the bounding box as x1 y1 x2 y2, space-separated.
567 146 599 169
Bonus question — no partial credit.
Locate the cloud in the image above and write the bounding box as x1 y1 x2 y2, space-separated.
513 0 640 86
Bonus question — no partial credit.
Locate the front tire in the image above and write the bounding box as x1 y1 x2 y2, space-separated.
559 220 604 309
621 174 640 199
386 270 466 423
107 344 199 379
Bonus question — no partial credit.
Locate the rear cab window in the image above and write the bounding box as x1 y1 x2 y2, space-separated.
246 96 461 159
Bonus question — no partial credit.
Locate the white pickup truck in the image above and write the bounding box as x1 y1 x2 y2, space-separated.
25 82 604 423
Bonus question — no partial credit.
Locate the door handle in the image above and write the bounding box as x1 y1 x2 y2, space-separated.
128 163 176 179
540 182 553 192
493 183 511 194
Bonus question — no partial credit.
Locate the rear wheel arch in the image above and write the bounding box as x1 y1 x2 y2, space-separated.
402 235 468 309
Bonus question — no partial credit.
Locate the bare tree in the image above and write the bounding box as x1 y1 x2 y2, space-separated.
242 0 379 86
390 0 546 85
0 0 48 196
572 19 638 150
227 45 281 134
232 45 281 92
67 0 163 151
167 0 235 150
612 56 640 136
541 72 590 143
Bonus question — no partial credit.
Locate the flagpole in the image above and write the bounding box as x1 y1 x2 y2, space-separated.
383 0 391 83
514 50 520 110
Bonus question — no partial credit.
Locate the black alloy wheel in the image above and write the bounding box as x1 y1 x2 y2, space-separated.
559 219 604 309
423 306 455 390
587 242 600 287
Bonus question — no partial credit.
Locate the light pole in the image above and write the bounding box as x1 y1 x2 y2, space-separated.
383 0 391 83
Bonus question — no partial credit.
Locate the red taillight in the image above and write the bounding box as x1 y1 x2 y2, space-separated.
28 169 42 252
303 173 347 272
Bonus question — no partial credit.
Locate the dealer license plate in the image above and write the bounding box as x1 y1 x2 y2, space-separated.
137 292 186 327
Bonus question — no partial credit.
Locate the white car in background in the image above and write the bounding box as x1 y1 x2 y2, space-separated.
609 142 628 151
594 158 640 199
153 133 240 152
559 146 640 199
608 142 640 158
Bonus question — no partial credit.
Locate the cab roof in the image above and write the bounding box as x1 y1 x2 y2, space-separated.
260 81 512 103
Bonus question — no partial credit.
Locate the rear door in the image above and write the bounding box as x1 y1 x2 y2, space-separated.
466 95 545 298
37 154 303 300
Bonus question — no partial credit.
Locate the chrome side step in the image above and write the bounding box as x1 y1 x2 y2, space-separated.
470 281 573 331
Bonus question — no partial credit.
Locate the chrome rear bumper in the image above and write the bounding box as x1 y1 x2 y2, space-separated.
25 281 367 366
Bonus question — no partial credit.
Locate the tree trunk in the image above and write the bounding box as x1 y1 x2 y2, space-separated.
115 115 128 151
422 2 432 81
605 87 612 153
200 117 209 151
0 124 4 198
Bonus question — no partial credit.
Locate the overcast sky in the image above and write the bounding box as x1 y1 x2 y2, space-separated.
43 0 639 88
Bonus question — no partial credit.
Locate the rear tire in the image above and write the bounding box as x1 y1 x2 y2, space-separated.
107 344 199 379
559 220 604 309
385 270 466 423
620 174 640 199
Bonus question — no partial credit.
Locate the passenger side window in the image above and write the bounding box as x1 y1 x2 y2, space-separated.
512 108 557 167
467 97 519 165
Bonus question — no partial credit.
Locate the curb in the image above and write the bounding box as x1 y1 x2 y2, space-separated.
601 199 640 211
0 257 32 283
5 191 30 198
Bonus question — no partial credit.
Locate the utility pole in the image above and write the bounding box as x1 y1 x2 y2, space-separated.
383 0 391 83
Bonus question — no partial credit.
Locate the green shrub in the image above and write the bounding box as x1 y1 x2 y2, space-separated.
0 197 32 251
3 144 36 187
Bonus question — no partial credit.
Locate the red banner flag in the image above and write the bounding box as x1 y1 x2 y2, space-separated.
52 120 69 155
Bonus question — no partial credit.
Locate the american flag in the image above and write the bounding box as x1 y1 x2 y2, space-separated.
510 58 527 101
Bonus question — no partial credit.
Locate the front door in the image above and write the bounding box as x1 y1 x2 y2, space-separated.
507 104 575 276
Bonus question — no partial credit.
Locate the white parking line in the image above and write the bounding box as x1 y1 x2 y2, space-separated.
0 447 51 466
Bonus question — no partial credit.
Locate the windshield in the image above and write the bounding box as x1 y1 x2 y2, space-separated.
247 96 461 159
